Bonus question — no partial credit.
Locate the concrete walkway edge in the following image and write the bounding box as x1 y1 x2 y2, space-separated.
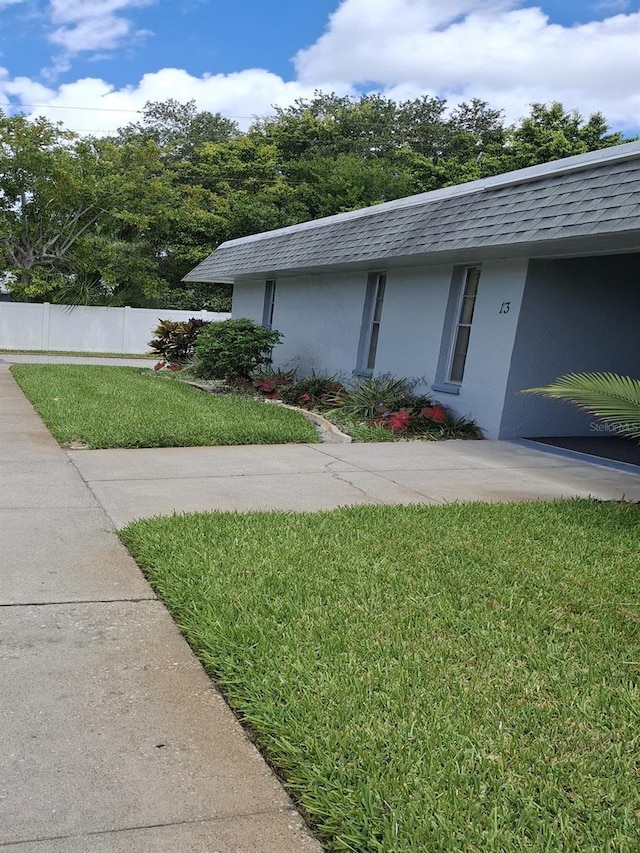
0 365 322 852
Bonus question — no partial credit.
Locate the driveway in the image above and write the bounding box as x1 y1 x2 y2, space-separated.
69 439 640 528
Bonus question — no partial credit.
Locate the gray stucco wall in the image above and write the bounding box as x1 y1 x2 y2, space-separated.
232 266 453 383
372 265 451 382
432 259 529 438
500 253 640 438
231 280 265 325
232 271 367 376
232 258 532 438
268 272 369 376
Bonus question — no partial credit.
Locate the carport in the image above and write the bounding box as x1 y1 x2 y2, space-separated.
500 251 640 467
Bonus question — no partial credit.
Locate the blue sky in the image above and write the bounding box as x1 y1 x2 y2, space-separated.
1 0 638 134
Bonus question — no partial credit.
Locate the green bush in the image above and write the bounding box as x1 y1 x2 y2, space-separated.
194 318 283 381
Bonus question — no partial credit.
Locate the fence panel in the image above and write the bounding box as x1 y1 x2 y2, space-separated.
0 302 230 354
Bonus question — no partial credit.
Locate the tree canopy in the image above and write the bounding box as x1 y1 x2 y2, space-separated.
0 96 631 308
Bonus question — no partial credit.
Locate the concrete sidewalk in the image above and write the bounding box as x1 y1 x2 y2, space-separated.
0 353 155 368
68 438 640 529
0 365 321 852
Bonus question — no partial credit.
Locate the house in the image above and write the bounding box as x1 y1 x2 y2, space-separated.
185 141 640 440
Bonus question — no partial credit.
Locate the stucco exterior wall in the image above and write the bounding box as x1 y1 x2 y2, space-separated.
500 253 640 438
231 280 265 325
273 272 368 376
372 265 451 383
232 267 453 382
431 259 530 438
232 259 531 438
233 273 370 377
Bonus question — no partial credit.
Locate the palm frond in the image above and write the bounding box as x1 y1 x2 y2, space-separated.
521 372 640 438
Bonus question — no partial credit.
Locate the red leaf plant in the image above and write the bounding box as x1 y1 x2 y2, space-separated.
420 403 449 423
253 376 293 399
256 379 279 397
387 408 412 433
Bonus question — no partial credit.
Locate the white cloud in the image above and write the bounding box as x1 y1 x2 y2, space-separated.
295 0 640 129
2 0 639 136
48 0 154 53
0 66 347 134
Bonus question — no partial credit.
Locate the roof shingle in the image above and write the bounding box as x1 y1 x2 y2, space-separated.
185 142 640 282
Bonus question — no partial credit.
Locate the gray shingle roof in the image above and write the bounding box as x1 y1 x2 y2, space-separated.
185 141 640 282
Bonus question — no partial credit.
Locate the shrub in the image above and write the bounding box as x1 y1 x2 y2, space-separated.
194 318 283 381
251 366 297 399
329 373 483 440
336 374 425 420
279 372 345 409
148 318 211 364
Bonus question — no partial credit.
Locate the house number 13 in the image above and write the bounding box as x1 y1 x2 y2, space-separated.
499 301 511 314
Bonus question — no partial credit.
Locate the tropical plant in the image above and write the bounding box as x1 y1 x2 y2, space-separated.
148 318 211 364
251 366 297 399
279 371 344 408
194 318 283 381
521 372 640 439
335 374 424 420
317 372 483 440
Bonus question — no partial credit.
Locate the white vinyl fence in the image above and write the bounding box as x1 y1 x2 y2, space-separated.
0 302 231 354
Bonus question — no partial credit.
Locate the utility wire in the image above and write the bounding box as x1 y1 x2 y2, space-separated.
0 103 142 113
0 101 259 119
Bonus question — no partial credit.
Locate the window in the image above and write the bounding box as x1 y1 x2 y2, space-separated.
356 272 386 374
448 266 480 383
262 279 276 329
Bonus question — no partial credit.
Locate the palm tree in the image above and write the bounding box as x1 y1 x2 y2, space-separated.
521 373 640 439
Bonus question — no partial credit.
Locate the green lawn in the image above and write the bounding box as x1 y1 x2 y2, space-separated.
120 499 640 852
11 364 318 448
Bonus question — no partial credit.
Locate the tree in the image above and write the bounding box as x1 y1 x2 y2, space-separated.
0 112 178 305
3 95 629 310
499 102 626 171
149 135 301 304
115 99 239 161
0 113 101 298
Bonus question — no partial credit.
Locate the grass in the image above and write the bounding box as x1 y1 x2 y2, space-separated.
11 364 318 448
120 499 640 852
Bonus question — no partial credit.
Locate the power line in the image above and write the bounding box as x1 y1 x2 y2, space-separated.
0 101 259 119
1 102 142 113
